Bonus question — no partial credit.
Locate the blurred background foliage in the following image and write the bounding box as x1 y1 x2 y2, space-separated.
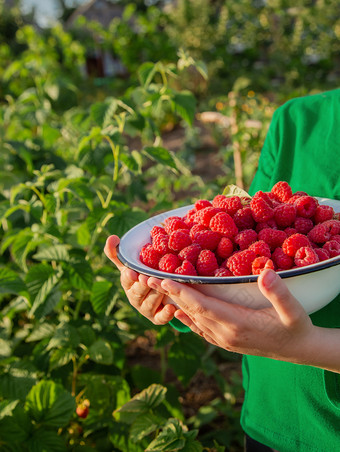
0 0 339 451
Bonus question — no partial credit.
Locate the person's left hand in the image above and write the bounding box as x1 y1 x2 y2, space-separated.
146 269 317 364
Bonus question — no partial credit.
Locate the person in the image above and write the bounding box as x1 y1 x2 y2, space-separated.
104 88 340 452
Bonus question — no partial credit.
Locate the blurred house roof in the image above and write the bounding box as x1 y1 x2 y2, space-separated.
66 0 125 28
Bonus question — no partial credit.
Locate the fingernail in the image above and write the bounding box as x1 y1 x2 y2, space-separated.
262 269 277 288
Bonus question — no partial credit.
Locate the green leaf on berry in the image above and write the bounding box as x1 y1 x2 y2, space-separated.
222 184 251 199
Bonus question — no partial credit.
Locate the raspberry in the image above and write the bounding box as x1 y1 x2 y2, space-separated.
252 256 274 275
150 226 166 238
168 229 192 252
282 233 311 257
214 267 233 277
189 223 207 239
271 181 293 202
183 208 198 227
314 205 334 224
274 203 296 228
258 228 286 251
194 199 212 210
233 206 255 230
216 237 234 259
174 260 197 276
323 240 340 258
271 247 294 270
159 253 181 273
332 235 340 244
213 195 242 216
255 219 278 232
227 249 257 276
294 247 319 267
250 194 274 223
140 244 162 269
195 206 221 227
152 234 170 255
248 240 271 258
308 220 340 244
293 217 314 234
284 227 297 237
164 216 189 234
234 229 258 250
192 230 221 251
294 196 318 218
178 243 201 264
314 247 330 261
210 211 238 238
196 250 219 276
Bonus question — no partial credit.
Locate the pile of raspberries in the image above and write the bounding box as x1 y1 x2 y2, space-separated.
139 181 340 277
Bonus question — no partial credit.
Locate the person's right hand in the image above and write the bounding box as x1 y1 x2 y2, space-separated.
104 235 177 325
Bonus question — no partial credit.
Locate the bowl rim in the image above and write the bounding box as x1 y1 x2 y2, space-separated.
117 197 340 285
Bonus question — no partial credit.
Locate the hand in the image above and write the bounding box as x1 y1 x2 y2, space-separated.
147 269 317 363
104 235 177 325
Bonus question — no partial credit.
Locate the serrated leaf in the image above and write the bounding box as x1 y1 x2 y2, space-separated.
10 229 37 271
76 222 91 246
171 91 196 126
145 418 186 452
143 146 178 170
0 267 29 298
88 339 114 365
28 272 62 319
25 380 75 428
130 413 166 443
67 261 93 291
26 323 55 343
222 184 251 198
0 372 37 401
138 62 157 87
49 348 76 371
106 208 148 237
90 280 113 315
0 405 31 443
33 244 70 262
47 323 80 350
27 430 66 452
91 98 118 127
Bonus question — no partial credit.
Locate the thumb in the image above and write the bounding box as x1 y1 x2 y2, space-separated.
258 269 307 327
104 235 124 271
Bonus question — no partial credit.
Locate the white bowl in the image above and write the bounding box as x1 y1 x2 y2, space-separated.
117 197 340 314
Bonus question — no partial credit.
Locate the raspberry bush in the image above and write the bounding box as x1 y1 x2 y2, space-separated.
140 182 340 276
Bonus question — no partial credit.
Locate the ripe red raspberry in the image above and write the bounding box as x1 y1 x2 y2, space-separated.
152 234 170 255
271 247 294 270
234 229 258 250
195 206 221 227
214 267 233 277
248 240 271 258
258 228 286 251
150 225 166 238
195 199 212 210
308 220 340 244
164 216 189 234
192 230 221 251
183 208 198 227
213 195 242 216
140 244 162 269
227 249 257 276
294 246 319 267
76 401 90 419
274 203 296 228
178 243 201 264
252 256 274 275
271 181 293 203
174 260 198 276
196 250 219 276
332 235 340 244
216 237 234 259
293 217 314 234
233 206 255 230
250 194 274 223
294 195 318 218
284 227 297 237
168 229 192 252
323 240 340 258
189 223 207 239
314 205 334 224
255 219 278 232
282 233 311 257
314 248 330 261
210 211 238 238
159 253 181 273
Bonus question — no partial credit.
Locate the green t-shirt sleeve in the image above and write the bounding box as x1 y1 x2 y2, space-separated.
169 318 191 333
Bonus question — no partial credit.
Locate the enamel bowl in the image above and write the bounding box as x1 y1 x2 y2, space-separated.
117 197 340 314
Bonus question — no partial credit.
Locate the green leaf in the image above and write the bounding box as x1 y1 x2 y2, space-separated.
27 428 67 452
88 339 114 365
138 62 157 87
67 261 93 291
90 280 116 315
28 271 62 319
171 91 196 126
222 184 251 198
130 413 166 443
143 146 178 169
106 208 148 237
33 244 70 262
25 380 76 428
0 405 31 443
10 229 37 271
91 97 118 127
0 267 29 298
145 418 186 452
0 400 20 420
46 323 80 350
49 348 76 371
116 384 167 424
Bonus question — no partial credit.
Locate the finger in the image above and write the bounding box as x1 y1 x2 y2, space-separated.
174 310 218 346
147 277 169 295
160 279 242 324
154 303 177 325
104 235 124 271
120 267 140 292
258 269 307 327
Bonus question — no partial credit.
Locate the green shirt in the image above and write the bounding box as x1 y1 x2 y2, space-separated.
241 89 340 451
